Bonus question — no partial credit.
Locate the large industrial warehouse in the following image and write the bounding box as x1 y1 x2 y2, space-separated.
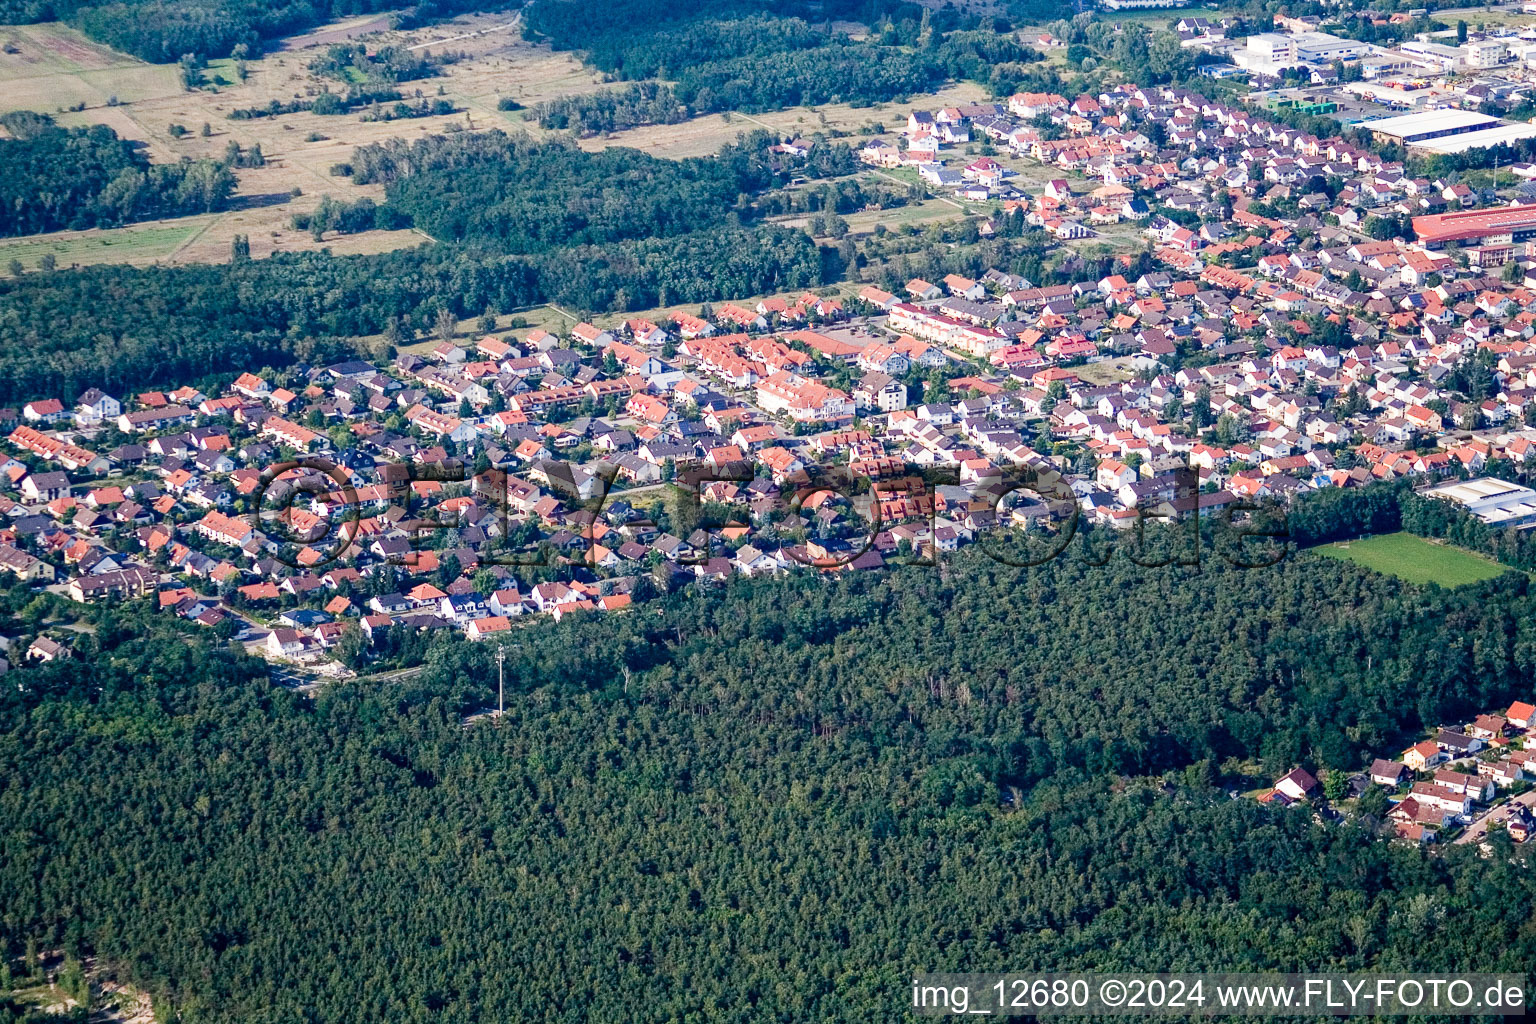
1362 109 1536 153
1363 108 1501 143
1421 477 1536 529
1413 204 1536 248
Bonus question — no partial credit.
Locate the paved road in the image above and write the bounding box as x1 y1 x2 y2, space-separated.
1455 790 1536 845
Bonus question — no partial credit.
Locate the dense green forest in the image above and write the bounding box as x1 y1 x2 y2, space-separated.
522 0 1041 133
359 133 744 247
2 526 1536 1021
0 113 233 237
352 131 856 248
526 2 837 81
531 81 692 136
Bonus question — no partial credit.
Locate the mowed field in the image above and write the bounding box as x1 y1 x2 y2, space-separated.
394 305 581 356
0 211 425 270
0 22 181 114
1313 531 1512 586
0 217 212 270
1074 357 1139 385
1426 4 1536 28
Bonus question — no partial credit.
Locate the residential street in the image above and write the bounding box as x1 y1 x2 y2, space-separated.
1455 790 1536 845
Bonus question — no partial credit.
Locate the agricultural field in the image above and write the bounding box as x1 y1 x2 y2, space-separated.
1063 218 1150 255
832 196 967 235
170 207 426 264
393 305 582 357
1098 6 1212 26
0 217 213 271
0 171 426 269
0 11 600 267
1427 4 1536 29
1313 531 1514 586
765 164 971 237
0 22 181 115
279 14 398 51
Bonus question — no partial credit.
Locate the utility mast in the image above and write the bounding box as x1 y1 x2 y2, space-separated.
497 646 505 719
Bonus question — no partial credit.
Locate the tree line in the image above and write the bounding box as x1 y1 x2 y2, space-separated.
0 112 233 237
524 0 1041 132
0 225 822 404
306 42 448 85
227 87 410 121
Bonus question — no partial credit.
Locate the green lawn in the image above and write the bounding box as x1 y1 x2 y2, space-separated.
1313 531 1511 586
0 216 213 270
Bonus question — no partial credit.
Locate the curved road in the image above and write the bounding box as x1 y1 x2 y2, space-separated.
1455 790 1536 845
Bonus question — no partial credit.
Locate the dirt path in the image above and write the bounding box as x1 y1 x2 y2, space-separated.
165 211 224 260
406 12 522 52
279 15 394 51
865 167 968 211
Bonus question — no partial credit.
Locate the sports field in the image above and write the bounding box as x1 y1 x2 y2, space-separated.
1313 531 1511 586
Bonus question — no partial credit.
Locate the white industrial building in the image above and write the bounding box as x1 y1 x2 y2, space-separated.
1464 39 1507 69
1356 53 1422 79
1409 121 1536 154
1362 108 1536 153
1241 30 1373 71
1293 31 1372 62
1399 39 1466 72
1363 108 1501 143
1421 477 1536 529
1245 32 1296 65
